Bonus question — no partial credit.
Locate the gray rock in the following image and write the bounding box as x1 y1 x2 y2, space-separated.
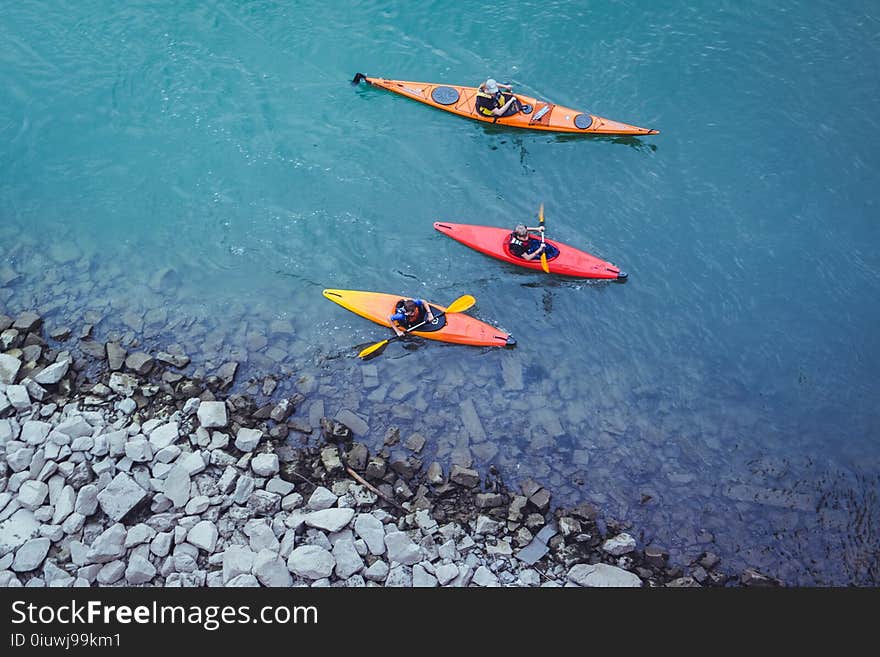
250 453 279 477
334 409 368 436
163 464 191 508
125 555 157 584
332 538 364 579
96 560 126 585
74 485 99 516
51 486 75 525
7 447 35 472
106 343 127 371
223 545 255 583
17 481 49 510
55 416 93 440
187 521 218 553
197 401 227 429
246 490 280 517
34 360 69 385
184 496 210 515
363 560 389 582
148 422 179 451
155 445 181 463
125 352 154 376
287 545 335 580
472 565 500 587
384 531 421 565
23 378 47 402
108 372 137 396
6 385 30 410
20 421 52 446
269 399 292 422
412 563 438 587
474 515 501 535
354 514 386 556
244 521 280 553
602 533 637 556
384 564 412 587
86 524 127 563
568 563 642 587
304 508 354 533
265 478 295 496
307 487 337 511
450 465 480 487
125 524 157 548
12 312 41 332
176 451 206 475
0 354 22 384
226 574 260 587
150 532 173 558
97 472 147 521
156 352 190 369
61 513 85 535
234 428 262 452
253 549 291 587
11 537 50 572
124 438 153 463
215 362 238 388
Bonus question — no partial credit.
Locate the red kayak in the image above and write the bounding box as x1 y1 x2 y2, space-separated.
434 222 627 280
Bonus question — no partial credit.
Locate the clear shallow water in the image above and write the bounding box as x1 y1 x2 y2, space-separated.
2 1 879 585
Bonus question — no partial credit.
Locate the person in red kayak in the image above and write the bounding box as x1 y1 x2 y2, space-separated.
390 298 436 337
508 224 560 261
475 79 530 118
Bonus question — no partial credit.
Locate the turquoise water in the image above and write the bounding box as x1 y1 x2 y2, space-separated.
2 1 879 585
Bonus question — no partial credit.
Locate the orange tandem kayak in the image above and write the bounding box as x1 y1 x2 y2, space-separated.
323 289 515 348
352 73 658 136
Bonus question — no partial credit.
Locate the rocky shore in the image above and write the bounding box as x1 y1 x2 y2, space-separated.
0 309 782 587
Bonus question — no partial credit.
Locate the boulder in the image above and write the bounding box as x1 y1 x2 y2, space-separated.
304 508 355 533
97 472 147 521
105 343 127 371
384 531 421 565
250 453 279 477
567 563 642 587
234 428 262 452
33 360 69 385
187 521 218 553
11 537 50 572
197 401 227 429
287 545 335 580
124 352 154 376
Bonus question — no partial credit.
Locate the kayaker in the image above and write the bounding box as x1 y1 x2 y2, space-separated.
390 298 436 337
508 224 560 261
475 79 524 118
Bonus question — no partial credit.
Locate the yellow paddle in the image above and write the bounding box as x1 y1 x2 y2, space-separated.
539 203 550 273
357 294 476 359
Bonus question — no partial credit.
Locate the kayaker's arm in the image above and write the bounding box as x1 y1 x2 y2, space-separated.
520 243 546 261
489 96 517 116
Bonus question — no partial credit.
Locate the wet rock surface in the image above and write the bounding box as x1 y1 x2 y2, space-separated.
0 311 784 588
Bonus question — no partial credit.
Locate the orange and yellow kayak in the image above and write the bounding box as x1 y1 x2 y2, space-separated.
352 73 658 136
322 289 515 348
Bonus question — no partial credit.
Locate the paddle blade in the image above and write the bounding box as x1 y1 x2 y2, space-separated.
445 294 476 314
358 339 389 359
539 203 544 225
351 72 367 85
541 252 549 273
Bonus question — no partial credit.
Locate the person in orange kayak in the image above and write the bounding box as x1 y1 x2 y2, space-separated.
475 79 530 118
390 298 436 337
508 224 559 261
